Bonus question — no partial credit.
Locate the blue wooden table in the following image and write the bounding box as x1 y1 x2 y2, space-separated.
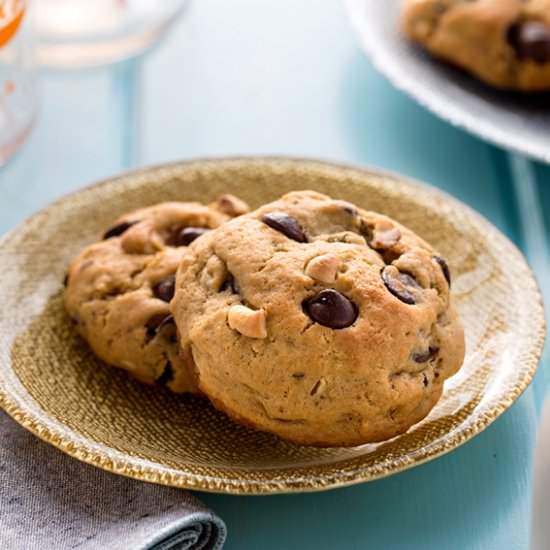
1 1 548 548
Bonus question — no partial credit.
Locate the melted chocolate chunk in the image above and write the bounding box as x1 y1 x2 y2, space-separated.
508 21 550 64
220 273 239 294
412 347 440 363
381 266 419 305
103 220 138 240
157 361 174 385
152 275 176 302
433 255 451 287
145 313 173 339
262 212 307 243
175 227 209 247
157 314 175 332
303 289 358 329
69 315 80 325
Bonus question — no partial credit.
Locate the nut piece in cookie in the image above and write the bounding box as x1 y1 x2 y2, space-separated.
305 254 341 283
172 190 465 446
64 196 249 393
228 305 268 338
211 194 250 217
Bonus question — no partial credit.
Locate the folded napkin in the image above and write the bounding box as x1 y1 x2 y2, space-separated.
0 412 226 550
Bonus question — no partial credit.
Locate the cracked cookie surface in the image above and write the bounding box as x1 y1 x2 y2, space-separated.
402 0 550 91
171 191 465 446
64 196 248 393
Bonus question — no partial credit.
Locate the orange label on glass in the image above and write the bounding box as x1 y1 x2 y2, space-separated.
0 0 25 48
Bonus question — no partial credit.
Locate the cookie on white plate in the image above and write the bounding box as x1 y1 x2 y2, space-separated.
402 0 550 91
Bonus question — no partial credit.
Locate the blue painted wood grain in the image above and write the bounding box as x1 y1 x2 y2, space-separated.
0 0 546 548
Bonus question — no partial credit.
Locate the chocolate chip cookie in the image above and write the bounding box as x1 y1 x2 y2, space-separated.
402 0 550 91
64 195 249 393
171 191 465 446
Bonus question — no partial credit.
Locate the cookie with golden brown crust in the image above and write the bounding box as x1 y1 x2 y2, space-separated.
64 195 248 393
171 191 465 446
402 0 550 91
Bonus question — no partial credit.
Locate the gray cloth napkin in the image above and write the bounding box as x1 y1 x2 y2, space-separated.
0 412 226 550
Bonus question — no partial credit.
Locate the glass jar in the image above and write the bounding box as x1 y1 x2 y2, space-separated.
0 0 37 165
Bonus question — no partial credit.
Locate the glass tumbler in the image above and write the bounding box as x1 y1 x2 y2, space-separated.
32 0 189 68
0 0 37 165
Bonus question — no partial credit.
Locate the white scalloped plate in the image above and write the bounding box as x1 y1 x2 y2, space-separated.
345 0 550 164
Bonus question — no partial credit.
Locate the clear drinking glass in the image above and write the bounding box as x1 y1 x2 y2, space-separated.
0 0 37 164
32 0 188 68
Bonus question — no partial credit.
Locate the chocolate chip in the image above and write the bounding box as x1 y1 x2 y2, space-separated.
104 286 123 298
262 212 307 243
508 21 550 64
381 266 419 305
158 315 177 343
157 314 175 331
342 204 357 216
152 275 176 302
145 313 173 339
157 361 174 385
412 347 439 363
103 220 138 240
433 255 451 287
63 273 69 287
303 289 358 329
359 221 374 242
69 315 80 325
175 227 209 247
220 273 240 294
